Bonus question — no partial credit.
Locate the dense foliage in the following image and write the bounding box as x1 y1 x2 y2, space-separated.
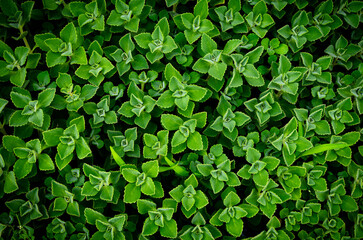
0 0 362 239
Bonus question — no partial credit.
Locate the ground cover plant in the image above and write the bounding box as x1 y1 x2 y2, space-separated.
0 0 362 239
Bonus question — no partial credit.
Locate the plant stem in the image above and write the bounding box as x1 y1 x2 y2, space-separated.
23 79 30 89
62 0 68 8
172 3 178 12
332 57 337 68
0 123 7 135
276 90 283 98
31 45 38 53
18 25 31 50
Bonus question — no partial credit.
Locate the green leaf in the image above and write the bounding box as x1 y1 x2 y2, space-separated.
165 63 183 82
162 36 177 53
226 218 243 237
107 10 124 26
2 135 25 152
10 68 27 87
0 0 17 17
75 137 92 159
314 120 331 135
34 33 56 51
161 114 183 130
208 62 227 80
69 116 86 133
105 111 118 124
223 191 241 207
160 219 177 238
194 0 208 19
156 90 173 109
187 85 207 102
223 39 242 55
122 168 140 183
142 218 159 236
28 109 44 127
129 0 145 15
4 171 18 194
56 153 73 171
152 181 165 198
341 132 360 145
299 143 349 158
71 47 88 65
197 164 213 176
243 64 260 79
194 191 209 209
141 177 156 196
341 195 358 212
51 180 67 197
142 160 159 178
46 51 66 67
60 22 77 44
193 59 210 74
175 95 189 111
26 53 41 69
135 33 152 49
100 185 114 201
85 208 107 225
0 98 8 113
81 181 98 197
240 204 259 218
43 128 63 147
67 202 80 216
37 88 56 108
169 185 184 202
124 183 141 203
172 131 187 147
10 91 31 108
279 55 291 74
58 143 75 160
187 131 203 151
201 34 217 54
38 154 55 171
253 170 269 187
210 177 224 194
246 46 264 63
163 156 189 177
296 136 313 152
155 17 170 38
110 146 126 166
53 197 67 212
14 158 33 179
234 112 251 126
137 199 157 214
191 112 207 128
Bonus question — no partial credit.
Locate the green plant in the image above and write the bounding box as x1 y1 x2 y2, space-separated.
0 0 362 239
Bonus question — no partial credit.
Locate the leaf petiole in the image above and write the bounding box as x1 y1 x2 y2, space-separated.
18 25 31 50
